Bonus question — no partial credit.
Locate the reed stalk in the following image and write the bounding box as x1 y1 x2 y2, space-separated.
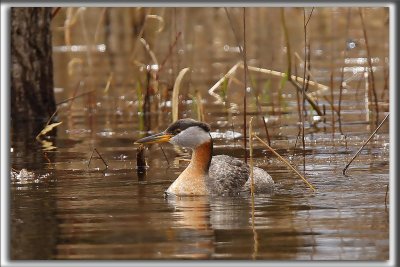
249 117 258 259
223 7 250 163
249 117 255 197
172 67 190 122
384 184 389 208
280 8 324 117
208 62 327 116
342 113 389 175
254 134 316 192
359 7 379 123
94 7 107 44
87 148 109 170
243 7 248 164
330 72 335 136
338 8 352 134
51 7 62 20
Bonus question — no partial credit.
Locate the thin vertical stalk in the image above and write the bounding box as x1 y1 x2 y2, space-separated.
249 117 255 197
249 117 258 259
342 113 389 175
243 7 248 164
224 7 249 163
338 8 352 134
359 7 379 123
301 9 308 172
330 72 335 136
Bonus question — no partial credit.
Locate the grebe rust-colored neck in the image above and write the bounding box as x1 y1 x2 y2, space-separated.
187 140 213 175
165 140 213 196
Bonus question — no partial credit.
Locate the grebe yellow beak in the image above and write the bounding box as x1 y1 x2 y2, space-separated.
135 132 173 144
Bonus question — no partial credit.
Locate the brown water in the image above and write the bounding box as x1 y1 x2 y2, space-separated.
10 7 389 260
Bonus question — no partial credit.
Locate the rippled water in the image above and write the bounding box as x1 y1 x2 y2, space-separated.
10 7 389 261
10 100 390 260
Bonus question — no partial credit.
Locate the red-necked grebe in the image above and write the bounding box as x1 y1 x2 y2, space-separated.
135 118 274 196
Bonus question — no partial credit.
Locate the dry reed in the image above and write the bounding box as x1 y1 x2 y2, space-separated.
359 8 379 123
342 113 389 175
87 148 109 170
254 134 316 192
172 67 190 122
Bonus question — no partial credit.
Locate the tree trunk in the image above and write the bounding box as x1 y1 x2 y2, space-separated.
11 7 56 122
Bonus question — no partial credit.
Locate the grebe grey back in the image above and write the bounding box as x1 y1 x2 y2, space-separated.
135 118 274 196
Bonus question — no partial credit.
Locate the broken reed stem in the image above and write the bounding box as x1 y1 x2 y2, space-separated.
208 62 326 116
208 62 241 102
342 113 389 175
254 134 316 192
359 7 379 122
249 117 255 197
247 65 328 93
293 53 325 95
87 148 109 170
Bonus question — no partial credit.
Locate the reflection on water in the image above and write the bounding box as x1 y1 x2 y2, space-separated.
10 127 389 260
10 7 389 260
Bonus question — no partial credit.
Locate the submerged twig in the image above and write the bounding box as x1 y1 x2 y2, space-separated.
254 134 316 192
88 148 109 170
342 113 389 175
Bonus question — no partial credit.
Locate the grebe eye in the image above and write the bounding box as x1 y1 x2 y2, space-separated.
175 129 182 134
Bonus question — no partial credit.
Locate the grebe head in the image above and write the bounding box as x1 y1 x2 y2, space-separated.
135 119 211 149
